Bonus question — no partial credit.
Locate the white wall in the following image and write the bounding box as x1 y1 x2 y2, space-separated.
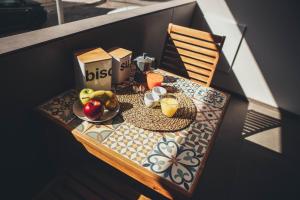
192 0 300 115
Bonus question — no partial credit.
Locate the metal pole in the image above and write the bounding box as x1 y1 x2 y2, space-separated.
55 0 64 24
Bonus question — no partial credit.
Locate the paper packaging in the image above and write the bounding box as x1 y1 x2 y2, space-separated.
74 48 112 90
109 48 132 84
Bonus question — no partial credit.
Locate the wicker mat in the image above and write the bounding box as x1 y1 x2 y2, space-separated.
116 91 197 132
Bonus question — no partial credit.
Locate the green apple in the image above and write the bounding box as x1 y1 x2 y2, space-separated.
79 88 94 105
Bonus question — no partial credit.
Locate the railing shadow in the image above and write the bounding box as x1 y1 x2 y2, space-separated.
241 110 281 138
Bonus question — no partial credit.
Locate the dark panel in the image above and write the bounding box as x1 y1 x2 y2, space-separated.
140 10 173 64
172 2 196 26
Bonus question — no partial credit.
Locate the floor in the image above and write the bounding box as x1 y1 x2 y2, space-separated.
0 0 165 38
44 0 169 25
43 0 151 27
33 94 300 200
228 100 300 200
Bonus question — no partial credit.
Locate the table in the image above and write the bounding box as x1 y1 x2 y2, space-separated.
38 69 230 199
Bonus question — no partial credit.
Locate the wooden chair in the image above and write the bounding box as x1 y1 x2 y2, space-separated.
160 23 225 87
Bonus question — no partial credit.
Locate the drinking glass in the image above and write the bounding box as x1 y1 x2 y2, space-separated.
160 95 179 117
146 72 164 89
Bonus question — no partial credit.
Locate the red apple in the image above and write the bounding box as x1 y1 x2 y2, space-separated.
83 99 104 120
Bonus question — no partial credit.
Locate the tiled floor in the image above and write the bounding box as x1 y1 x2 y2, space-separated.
0 0 164 38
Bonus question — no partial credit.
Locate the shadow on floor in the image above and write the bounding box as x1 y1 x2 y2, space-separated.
241 110 281 137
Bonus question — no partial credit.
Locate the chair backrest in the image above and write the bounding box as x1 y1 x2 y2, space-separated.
160 23 225 87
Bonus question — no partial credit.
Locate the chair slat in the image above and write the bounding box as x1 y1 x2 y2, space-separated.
162 59 212 76
162 55 215 73
165 45 215 64
52 185 82 200
69 170 123 200
82 165 145 200
172 40 218 58
39 192 60 200
65 177 101 200
180 55 215 70
183 63 211 76
190 78 208 86
186 71 209 83
170 33 218 50
169 23 215 43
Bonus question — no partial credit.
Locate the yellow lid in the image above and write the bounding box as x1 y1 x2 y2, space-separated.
77 48 111 63
109 48 132 59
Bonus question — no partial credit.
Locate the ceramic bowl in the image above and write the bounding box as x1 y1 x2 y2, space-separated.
152 86 167 98
144 92 160 108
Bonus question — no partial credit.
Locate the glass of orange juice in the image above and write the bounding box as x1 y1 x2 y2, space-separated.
146 72 164 89
160 95 179 118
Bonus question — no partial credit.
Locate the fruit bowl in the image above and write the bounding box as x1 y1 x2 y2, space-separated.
73 100 120 123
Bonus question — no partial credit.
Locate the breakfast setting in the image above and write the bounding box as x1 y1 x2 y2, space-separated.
72 47 197 131
38 41 229 198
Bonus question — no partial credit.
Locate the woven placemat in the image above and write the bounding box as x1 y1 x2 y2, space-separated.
116 91 197 131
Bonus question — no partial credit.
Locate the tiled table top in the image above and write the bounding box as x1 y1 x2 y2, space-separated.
38 69 230 199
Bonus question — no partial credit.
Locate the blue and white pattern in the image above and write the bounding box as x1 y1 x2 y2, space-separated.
164 77 201 97
68 118 93 134
163 72 227 108
143 138 203 191
184 121 213 155
39 90 77 124
193 87 227 108
193 99 223 129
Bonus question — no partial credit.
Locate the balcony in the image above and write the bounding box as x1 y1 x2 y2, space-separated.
0 0 299 199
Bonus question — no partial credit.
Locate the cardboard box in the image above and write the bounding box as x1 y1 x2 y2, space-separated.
109 48 132 84
75 48 112 90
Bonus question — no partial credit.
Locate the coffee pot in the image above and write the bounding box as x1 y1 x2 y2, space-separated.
133 53 155 82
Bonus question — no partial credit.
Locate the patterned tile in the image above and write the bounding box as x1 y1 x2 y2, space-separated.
103 115 125 130
142 95 227 192
193 99 223 130
162 128 189 146
143 137 203 191
83 124 114 143
103 123 162 165
193 87 227 108
39 90 77 124
68 118 93 135
164 78 200 97
184 121 214 155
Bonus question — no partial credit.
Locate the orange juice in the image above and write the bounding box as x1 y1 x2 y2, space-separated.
160 97 179 117
146 72 164 89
